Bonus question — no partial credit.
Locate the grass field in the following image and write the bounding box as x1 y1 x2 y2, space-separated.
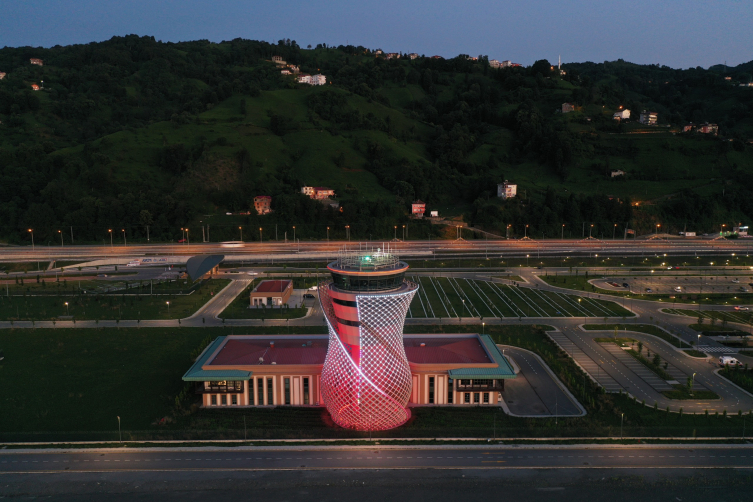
0 279 230 321
582 324 691 348
407 277 631 319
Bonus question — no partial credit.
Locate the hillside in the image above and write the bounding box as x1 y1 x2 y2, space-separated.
1 36 752 244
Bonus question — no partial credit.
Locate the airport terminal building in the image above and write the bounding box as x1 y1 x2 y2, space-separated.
183 333 516 409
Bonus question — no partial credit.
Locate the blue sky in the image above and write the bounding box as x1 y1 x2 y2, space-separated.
1 0 751 68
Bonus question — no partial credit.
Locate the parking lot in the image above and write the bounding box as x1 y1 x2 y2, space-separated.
407 277 630 319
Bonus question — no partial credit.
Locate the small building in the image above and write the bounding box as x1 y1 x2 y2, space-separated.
740 82 753 87
297 73 311 84
302 186 335 200
385 53 400 59
430 55 444 59
613 109 630 120
250 280 293 307
182 333 516 408
610 170 626 178
288 65 300 73
489 59 501 68
500 60 512 68
253 195 272 215
408 53 419 60
697 123 718 135
310 74 326 86
430 210 439 218
30 84 40 91
375 49 383 55
272 56 285 65
30 58 43 66
0 72 6 80
280 69 291 75
724 76 732 81
681 123 695 132
733 225 749 237
639 110 658 125
497 180 517 199
562 103 575 114
411 200 426 217
185 255 224 282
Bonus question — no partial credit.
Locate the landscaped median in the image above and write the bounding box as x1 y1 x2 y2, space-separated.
582 324 691 348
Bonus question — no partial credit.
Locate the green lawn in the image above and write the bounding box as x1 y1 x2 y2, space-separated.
0 279 230 320
583 324 691 348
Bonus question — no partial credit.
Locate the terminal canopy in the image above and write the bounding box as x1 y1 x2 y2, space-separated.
186 254 224 281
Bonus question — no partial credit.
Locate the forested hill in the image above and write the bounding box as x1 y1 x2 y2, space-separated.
1 36 752 245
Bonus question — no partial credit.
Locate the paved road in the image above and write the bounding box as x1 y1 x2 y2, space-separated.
501 346 584 417
2 446 753 472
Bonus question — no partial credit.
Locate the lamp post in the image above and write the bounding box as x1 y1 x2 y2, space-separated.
691 372 697 396
526 254 529 267
327 227 330 242
656 223 660 236
28 229 34 251
259 227 262 242
58 230 63 246
394 226 397 240
697 333 701 348
292 226 296 243
402 225 405 241
185 229 188 246
525 224 529 238
589 224 594 239
239 226 243 242
462 299 466 319
345 225 350 241
561 224 565 240
482 322 485 335
166 301 170 314
620 412 624 439
507 224 511 239
117 416 121 443
65 302 69 315
122 229 127 247
108 229 113 248
613 223 617 240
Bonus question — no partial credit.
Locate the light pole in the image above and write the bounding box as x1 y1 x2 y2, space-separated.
482 322 485 335
526 254 529 267
697 333 701 348
656 223 660 236
613 223 617 240
525 224 528 238
292 226 296 243
108 229 113 248
620 412 624 439
394 226 397 240
239 226 243 242
326 227 330 242
589 224 594 239
166 301 170 315
561 224 565 240
259 227 262 242
506 224 511 239
58 230 63 246
185 229 188 246
122 229 126 247
402 225 405 241
65 302 69 315
28 229 34 251
691 372 696 396
462 299 466 318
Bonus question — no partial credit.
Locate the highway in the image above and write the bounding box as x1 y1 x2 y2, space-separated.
2 237 753 263
2 445 753 472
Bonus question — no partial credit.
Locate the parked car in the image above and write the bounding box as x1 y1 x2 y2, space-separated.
622 282 629 288
645 288 653 293
733 306 749 311
303 293 316 299
673 286 682 292
732 278 740 283
740 287 749 293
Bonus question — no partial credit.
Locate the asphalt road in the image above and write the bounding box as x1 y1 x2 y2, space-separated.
2 446 753 473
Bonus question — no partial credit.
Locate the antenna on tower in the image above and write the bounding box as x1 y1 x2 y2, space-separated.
558 55 561 70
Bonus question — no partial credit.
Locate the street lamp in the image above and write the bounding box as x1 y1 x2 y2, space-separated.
108 229 113 248
122 229 126 247
58 230 63 246
259 227 262 242
697 334 701 347
327 226 330 242
28 229 34 251
561 224 565 239
526 254 529 267
239 226 243 242
292 226 296 243
691 372 697 396
184 228 188 246
64 302 69 315
166 301 170 314
656 223 660 236
394 225 397 240
613 223 617 240
402 225 406 241
345 225 350 241
525 224 529 238
117 416 121 443
482 322 485 335
589 224 594 239
620 412 624 439
462 299 466 318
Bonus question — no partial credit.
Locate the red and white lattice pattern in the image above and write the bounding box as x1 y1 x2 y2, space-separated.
319 281 417 430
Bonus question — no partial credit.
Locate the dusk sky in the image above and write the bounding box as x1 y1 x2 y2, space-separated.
1 0 751 68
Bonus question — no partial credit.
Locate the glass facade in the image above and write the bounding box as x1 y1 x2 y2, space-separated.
330 271 406 291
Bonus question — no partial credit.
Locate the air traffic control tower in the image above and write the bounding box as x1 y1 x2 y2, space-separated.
318 248 418 430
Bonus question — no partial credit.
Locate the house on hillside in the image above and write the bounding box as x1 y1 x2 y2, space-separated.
297 73 311 84
613 109 630 120
697 123 718 135
489 59 501 68
431 55 444 59
408 53 419 60
497 180 517 199
385 53 400 59
411 200 426 217
639 110 658 125
30 84 40 91
562 103 575 113
500 60 512 68
310 74 326 85
301 186 335 200
681 123 695 132
253 196 272 215
30 58 43 66
610 170 626 178
0 72 6 80
272 56 285 65
280 69 291 75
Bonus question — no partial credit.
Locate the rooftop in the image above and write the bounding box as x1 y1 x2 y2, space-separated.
253 280 292 293
209 337 328 366
404 336 491 364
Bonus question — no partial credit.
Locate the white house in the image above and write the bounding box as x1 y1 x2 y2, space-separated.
310 74 326 86
500 60 512 68
497 180 517 199
297 74 312 84
613 109 630 120
489 59 501 68
0 72 6 80
639 110 658 125
610 170 626 178
408 53 419 60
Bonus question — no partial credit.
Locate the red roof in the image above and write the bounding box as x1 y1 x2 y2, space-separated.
404 337 491 364
210 338 327 366
255 195 272 200
254 280 292 293
313 187 333 191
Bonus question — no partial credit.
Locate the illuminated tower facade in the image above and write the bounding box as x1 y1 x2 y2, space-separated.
319 249 418 430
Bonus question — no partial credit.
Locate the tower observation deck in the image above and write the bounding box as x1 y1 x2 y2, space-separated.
319 248 418 430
